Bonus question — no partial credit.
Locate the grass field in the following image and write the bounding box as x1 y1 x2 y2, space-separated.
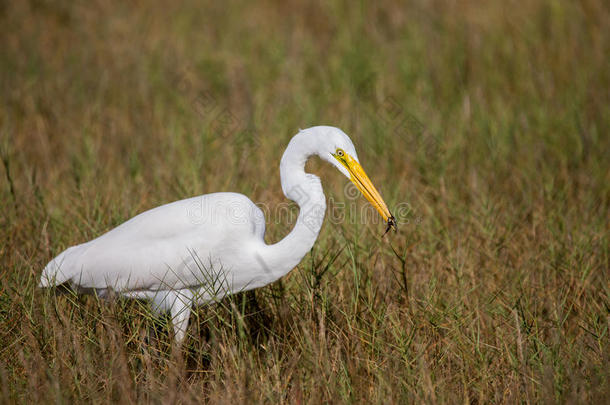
1 0 609 403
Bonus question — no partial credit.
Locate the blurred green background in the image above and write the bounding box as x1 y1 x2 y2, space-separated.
1 0 608 402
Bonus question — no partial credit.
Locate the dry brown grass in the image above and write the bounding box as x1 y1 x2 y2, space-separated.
1 0 608 403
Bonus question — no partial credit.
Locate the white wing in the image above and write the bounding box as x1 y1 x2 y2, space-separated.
40 192 266 293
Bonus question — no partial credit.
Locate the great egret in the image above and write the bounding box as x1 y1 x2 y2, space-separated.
40 126 396 343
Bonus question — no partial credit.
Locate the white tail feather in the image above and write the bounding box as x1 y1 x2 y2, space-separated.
39 246 78 287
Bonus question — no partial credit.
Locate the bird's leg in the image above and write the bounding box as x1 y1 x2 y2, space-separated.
169 290 193 345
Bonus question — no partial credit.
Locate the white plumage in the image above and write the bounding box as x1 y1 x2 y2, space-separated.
40 126 395 343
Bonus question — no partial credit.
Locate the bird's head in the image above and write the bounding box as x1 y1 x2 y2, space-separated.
310 126 397 233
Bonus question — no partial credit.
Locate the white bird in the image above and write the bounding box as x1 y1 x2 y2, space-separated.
40 126 396 343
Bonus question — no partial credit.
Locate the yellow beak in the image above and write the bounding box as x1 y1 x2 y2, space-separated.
333 151 397 233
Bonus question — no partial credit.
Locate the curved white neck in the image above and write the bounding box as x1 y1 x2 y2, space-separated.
258 132 327 280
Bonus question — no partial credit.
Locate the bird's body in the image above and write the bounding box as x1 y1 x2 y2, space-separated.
41 193 268 292
40 126 394 343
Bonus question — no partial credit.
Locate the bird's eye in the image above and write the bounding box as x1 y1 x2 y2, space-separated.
336 149 344 157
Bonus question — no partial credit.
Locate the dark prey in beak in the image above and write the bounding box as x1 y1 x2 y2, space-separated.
383 215 397 236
